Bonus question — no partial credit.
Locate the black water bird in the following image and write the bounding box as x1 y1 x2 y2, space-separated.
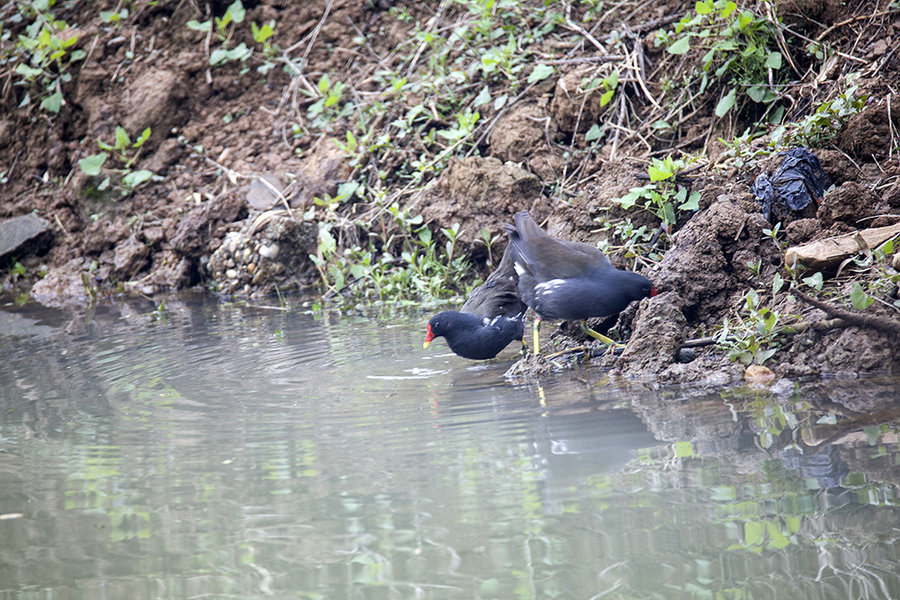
423 244 527 360
504 210 657 352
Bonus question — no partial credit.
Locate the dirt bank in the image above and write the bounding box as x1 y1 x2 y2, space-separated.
1 0 898 381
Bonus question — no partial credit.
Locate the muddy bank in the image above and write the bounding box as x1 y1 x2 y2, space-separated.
1 0 899 382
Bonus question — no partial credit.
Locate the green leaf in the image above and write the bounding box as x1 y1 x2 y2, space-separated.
772 272 784 295
766 521 791 550
473 86 491 107
317 74 331 94
186 19 211 32
15 63 43 79
605 70 619 89
668 36 691 55
134 127 152 148
78 153 107 176
695 0 714 15
122 169 154 189
41 90 63 113
765 51 783 69
662 202 676 226
227 0 246 23
710 485 737 501
612 186 653 210
251 21 274 43
747 86 768 103
115 126 130 149
715 88 736 117
585 123 602 142
678 190 700 211
210 43 251 65
599 88 615 107
802 272 823 290
527 63 554 83
849 281 874 310
755 347 777 364
647 159 674 182
863 425 882 446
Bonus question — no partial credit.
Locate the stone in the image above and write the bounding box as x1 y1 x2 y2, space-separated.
113 235 149 278
246 174 285 211
0 213 53 260
259 242 279 259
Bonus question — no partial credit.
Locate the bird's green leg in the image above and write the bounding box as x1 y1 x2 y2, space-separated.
533 317 542 355
579 321 622 347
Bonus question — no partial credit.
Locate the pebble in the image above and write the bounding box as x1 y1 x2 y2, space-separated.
744 364 775 384
259 243 279 259
226 269 238 279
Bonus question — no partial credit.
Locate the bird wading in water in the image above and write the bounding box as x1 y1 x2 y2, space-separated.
423 243 527 360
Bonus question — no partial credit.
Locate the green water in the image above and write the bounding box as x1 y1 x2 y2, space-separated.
0 296 898 599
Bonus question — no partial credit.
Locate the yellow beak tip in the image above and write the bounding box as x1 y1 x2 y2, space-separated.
423 341 431 349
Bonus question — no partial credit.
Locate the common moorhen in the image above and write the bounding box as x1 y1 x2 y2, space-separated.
504 210 657 352
423 244 527 360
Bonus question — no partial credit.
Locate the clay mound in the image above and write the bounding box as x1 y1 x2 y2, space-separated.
416 157 545 259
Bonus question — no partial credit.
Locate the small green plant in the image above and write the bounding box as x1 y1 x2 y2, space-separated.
307 193 474 305
12 2 86 113
78 126 155 195
187 1 251 66
10 260 27 281
251 19 278 73
100 7 129 25
306 74 349 124
583 70 620 142
717 289 782 365
611 156 701 229
657 0 785 115
771 76 868 148
150 298 167 322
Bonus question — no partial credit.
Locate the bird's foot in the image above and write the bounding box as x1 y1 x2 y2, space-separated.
579 322 625 348
519 338 530 357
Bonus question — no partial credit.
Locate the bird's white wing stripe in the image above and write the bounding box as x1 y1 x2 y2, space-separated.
535 279 566 296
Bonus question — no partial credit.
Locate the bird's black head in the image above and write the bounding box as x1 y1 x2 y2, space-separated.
624 272 657 302
423 311 457 348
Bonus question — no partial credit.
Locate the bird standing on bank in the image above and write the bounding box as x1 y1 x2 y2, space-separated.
504 210 657 353
423 243 527 360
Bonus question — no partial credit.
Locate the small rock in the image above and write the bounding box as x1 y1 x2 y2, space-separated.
0 213 53 260
744 364 775 384
225 269 238 279
676 348 697 363
259 242 279 259
113 235 149 278
246 174 284 211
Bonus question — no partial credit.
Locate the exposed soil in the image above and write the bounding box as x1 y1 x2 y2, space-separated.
2 0 899 382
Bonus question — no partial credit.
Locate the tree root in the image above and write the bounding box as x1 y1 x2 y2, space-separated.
792 289 900 336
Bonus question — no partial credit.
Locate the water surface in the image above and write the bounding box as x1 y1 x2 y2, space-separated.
1 296 898 599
